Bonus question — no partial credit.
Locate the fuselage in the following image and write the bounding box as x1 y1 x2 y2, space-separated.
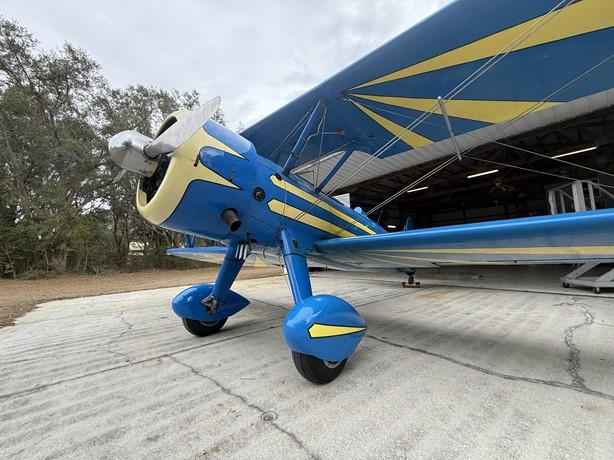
136 119 385 252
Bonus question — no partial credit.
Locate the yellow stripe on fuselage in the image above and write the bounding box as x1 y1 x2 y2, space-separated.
350 100 433 148
350 94 560 124
267 199 356 238
269 175 376 235
308 323 366 338
353 0 614 89
137 128 239 225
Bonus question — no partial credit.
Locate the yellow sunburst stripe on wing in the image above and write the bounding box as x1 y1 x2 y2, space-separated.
377 246 614 255
350 94 560 124
137 128 239 225
267 199 356 238
353 0 614 89
350 100 433 148
269 175 376 235
308 323 366 338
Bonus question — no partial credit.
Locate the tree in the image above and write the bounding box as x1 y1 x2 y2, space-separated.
0 17 215 277
0 17 108 274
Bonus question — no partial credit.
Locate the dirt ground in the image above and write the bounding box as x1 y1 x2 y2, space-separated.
0 266 282 328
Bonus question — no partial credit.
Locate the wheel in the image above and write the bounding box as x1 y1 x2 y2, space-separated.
562 282 570 288
593 287 601 294
291 351 347 384
182 317 227 337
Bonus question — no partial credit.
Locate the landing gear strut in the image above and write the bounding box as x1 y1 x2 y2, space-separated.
280 229 366 384
172 240 249 336
401 270 420 288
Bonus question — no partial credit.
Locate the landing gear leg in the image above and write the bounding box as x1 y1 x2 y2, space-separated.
174 241 248 336
280 230 366 384
401 269 420 288
201 241 247 315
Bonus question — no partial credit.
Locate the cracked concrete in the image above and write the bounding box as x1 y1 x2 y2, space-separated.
1 271 614 459
560 298 595 389
168 355 320 460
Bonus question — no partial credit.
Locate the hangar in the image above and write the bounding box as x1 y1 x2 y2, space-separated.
342 105 614 231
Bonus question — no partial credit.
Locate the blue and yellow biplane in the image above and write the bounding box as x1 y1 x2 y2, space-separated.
109 0 614 383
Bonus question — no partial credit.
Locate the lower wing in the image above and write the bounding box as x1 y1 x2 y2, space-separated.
167 246 277 267
313 209 614 269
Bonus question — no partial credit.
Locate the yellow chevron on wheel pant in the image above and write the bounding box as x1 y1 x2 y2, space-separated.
308 323 366 338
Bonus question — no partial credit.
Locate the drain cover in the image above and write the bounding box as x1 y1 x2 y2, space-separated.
261 411 277 422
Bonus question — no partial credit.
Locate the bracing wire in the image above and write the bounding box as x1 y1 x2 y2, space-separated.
322 0 574 200
463 155 614 190
364 50 614 214
287 0 575 228
314 106 328 188
270 107 313 163
357 96 614 182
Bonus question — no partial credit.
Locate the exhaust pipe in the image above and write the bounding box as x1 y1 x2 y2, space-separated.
221 209 242 232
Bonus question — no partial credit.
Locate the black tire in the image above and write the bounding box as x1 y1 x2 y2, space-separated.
182 317 227 337
291 351 347 384
593 287 601 294
562 282 570 288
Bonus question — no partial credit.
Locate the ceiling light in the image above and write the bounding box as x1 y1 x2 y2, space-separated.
552 145 597 159
467 169 498 179
406 186 429 193
386 224 397 229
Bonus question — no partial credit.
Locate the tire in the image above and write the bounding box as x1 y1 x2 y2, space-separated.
593 287 601 294
291 351 347 384
562 282 570 288
182 317 227 337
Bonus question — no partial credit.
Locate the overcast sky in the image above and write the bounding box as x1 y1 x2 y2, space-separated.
3 0 451 130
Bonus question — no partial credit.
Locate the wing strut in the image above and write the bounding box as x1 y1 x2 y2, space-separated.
315 142 357 192
282 99 325 175
437 96 462 161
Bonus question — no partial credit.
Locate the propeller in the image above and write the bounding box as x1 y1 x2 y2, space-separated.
108 96 221 181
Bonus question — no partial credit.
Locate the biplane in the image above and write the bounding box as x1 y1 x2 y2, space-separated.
108 0 614 383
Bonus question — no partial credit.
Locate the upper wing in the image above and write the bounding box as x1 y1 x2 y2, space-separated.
241 0 614 192
313 209 614 268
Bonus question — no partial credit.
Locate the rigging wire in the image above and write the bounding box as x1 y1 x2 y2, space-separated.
464 133 614 180
362 50 614 215
470 52 614 145
366 155 458 215
463 154 614 190
314 105 328 188
270 107 313 163
356 98 614 181
286 0 575 227
320 0 574 200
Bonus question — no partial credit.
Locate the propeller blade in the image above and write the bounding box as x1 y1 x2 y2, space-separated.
112 168 128 183
145 96 221 157
108 130 158 177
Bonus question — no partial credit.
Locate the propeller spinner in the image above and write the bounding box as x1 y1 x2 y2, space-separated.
108 96 221 182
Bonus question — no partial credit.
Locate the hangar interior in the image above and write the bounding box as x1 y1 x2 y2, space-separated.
342 107 614 231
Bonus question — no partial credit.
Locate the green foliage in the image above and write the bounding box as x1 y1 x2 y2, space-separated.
0 17 222 277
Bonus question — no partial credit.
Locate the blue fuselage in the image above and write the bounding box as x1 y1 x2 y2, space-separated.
136 119 384 252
